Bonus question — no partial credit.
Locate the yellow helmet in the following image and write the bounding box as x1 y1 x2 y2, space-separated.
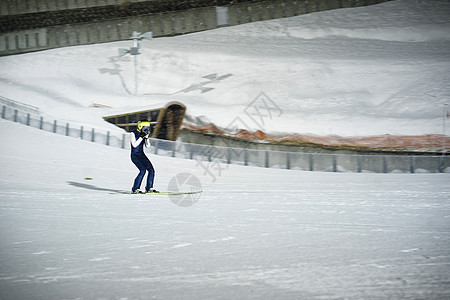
137 120 150 132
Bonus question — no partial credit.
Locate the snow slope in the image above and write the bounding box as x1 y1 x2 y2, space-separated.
1 113 450 299
0 0 449 136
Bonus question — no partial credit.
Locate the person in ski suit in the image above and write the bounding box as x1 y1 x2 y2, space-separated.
130 120 158 194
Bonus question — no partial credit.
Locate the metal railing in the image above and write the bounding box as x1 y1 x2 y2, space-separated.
1 0 391 55
2 104 448 174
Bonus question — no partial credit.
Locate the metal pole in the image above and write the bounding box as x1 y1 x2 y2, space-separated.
286 152 290 170
244 149 248 166
443 103 448 157
133 54 138 96
133 38 138 96
264 151 269 168
309 153 314 171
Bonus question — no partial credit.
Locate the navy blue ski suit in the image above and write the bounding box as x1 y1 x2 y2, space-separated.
130 130 155 191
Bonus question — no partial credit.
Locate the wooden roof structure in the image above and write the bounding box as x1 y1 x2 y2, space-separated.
103 101 186 141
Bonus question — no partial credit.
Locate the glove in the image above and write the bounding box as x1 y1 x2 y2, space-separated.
140 130 150 139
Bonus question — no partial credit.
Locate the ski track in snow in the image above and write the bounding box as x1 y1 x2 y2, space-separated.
1 117 450 299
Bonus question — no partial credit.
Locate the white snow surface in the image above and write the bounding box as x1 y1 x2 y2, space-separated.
0 0 449 136
1 1 450 299
1 118 450 299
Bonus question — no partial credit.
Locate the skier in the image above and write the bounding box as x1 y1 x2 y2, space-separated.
130 120 159 194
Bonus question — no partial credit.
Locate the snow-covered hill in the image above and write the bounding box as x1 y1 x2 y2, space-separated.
0 0 449 137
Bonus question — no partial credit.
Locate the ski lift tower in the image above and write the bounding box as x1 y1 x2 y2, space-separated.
118 31 153 96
